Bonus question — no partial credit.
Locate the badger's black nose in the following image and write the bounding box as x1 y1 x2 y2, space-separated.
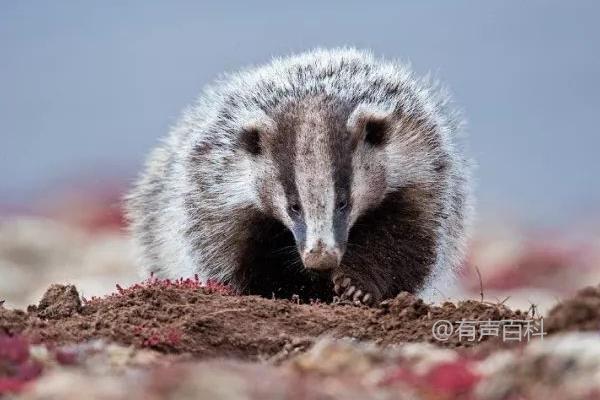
302 240 341 271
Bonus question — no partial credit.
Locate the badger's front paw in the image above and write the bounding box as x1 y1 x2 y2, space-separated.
332 272 377 306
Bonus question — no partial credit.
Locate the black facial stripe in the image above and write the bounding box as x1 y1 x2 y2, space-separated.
327 102 354 247
271 104 306 246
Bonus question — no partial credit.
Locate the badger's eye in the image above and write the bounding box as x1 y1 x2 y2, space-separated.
240 128 261 155
336 199 348 212
289 203 302 215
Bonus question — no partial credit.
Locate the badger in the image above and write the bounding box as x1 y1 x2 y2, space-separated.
126 48 473 305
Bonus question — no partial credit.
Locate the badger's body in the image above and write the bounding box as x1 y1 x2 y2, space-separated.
126 48 473 304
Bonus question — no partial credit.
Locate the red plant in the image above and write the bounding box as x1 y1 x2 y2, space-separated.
83 273 234 305
133 325 183 348
425 360 480 394
125 273 233 294
204 279 234 295
54 348 79 366
381 358 480 398
0 336 43 395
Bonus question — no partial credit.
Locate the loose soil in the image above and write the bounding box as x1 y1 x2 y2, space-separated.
3 280 600 399
0 277 539 361
545 284 600 333
2 280 599 361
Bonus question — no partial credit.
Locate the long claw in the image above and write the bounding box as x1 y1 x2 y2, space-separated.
332 275 374 306
344 286 356 298
362 293 372 304
334 284 341 294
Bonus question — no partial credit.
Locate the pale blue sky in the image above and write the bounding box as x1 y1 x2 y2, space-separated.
1 1 599 225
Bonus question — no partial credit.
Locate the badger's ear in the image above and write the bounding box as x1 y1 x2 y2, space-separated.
347 104 394 149
238 112 276 156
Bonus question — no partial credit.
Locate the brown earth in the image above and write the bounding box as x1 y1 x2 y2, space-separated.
3 280 600 399
546 284 600 333
2 279 599 362
1 277 536 361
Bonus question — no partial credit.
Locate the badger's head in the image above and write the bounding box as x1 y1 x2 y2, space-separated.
239 95 405 271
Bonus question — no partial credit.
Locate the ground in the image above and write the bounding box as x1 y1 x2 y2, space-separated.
2 278 600 399
1 196 600 399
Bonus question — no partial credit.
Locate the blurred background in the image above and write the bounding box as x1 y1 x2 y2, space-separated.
1 1 599 311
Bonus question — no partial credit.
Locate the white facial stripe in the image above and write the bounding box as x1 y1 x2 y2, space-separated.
350 151 369 225
272 179 294 227
294 117 337 251
347 106 391 226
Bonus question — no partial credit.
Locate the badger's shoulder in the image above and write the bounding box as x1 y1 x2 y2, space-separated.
124 132 200 279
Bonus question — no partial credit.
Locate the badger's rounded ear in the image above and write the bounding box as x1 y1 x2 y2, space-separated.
238 112 277 156
347 104 394 149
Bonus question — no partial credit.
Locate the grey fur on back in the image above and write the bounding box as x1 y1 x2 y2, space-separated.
125 48 473 303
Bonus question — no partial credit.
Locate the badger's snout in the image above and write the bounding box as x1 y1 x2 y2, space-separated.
301 240 342 271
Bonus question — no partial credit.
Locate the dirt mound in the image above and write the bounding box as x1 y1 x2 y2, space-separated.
0 278 534 360
35 284 81 319
4 280 600 399
546 284 600 333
